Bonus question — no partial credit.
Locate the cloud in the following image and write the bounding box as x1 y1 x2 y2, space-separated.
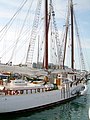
76 0 90 10
81 39 90 49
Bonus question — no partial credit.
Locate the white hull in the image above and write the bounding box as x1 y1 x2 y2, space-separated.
0 89 76 114
0 77 87 114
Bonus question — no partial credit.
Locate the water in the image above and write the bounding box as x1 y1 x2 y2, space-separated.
1 81 90 120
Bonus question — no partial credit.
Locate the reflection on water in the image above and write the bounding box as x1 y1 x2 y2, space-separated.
1 81 90 120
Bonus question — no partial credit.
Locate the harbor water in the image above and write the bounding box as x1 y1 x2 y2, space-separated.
1 81 90 120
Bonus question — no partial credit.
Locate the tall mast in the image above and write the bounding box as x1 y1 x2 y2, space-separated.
63 0 70 69
37 35 40 68
63 24 69 69
44 0 48 69
70 0 74 70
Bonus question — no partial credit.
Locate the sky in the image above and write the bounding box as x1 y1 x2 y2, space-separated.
0 0 90 71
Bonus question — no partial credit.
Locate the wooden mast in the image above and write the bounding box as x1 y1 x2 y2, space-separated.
70 0 74 70
37 35 40 68
63 24 68 69
44 0 48 69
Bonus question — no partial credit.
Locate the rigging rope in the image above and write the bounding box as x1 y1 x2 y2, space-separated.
74 12 86 70
0 0 35 64
62 0 71 68
25 0 42 67
51 4 61 66
0 0 28 58
0 0 28 34
8 0 34 64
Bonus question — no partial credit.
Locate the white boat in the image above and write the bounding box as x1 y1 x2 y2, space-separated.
0 0 88 114
0 72 87 114
89 107 90 119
